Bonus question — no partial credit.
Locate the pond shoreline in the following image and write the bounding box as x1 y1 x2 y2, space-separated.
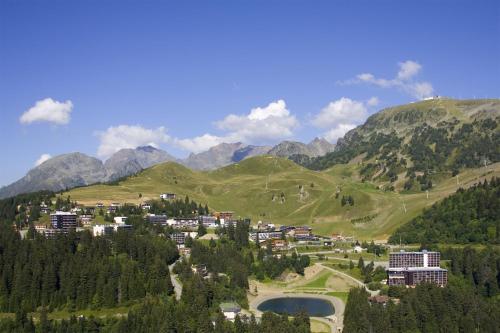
249 292 344 332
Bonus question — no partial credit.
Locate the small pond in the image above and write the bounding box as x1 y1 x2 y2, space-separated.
257 297 334 317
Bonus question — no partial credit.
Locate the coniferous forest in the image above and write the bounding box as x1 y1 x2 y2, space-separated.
0 191 312 333
343 247 500 333
389 177 500 244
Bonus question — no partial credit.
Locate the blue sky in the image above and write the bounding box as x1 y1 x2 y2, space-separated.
0 0 499 186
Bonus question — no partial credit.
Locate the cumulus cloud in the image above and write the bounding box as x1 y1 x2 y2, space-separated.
323 124 357 142
34 154 51 166
397 60 422 80
96 125 170 158
340 60 434 100
174 134 227 154
311 97 379 143
20 98 73 125
312 98 367 129
367 96 380 107
216 99 298 141
173 99 299 153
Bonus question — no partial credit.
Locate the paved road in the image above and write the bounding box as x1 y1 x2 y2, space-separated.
168 262 182 301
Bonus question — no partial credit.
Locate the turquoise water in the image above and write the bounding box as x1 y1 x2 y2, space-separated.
257 297 334 317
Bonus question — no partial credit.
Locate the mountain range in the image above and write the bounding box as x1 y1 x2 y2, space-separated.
2 98 498 199
0 138 334 199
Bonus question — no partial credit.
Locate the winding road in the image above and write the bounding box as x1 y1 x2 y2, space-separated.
168 262 182 301
318 263 379 297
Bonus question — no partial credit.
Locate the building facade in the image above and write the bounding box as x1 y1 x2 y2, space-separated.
50 211 77 230
387 250 447 287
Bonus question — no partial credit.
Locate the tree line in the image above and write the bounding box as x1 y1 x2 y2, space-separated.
390 177 500 244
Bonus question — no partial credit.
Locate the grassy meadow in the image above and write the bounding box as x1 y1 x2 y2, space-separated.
64 156 500 241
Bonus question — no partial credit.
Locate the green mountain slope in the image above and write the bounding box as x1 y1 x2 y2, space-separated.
64 155 500 240
292 98 500 192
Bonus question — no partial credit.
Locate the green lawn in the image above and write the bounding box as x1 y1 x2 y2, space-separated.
325 291 349 304
302 270 331 289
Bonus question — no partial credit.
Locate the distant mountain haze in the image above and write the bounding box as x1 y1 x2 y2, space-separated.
0 139 333 198
104 145 177 180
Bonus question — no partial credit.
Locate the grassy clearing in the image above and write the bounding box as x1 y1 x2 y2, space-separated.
64 156 500 240
0 306 130 322
310 319 331 333
325 291 349 304
302 270 331 289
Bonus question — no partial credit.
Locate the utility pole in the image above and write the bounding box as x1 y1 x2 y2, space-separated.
402 202 407 213
426 190 429 199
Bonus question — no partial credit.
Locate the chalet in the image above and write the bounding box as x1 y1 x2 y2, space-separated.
250 231 282 243
353 245 363 253
79 214 93 226
147 214 168 225
256 221 276 231
279 225 295 232
290 227 313 240
114 216 128 225
219 302 241 320
93 223 132 237
35 225 49 232
170 232 198 245
160 193 176 200
51 211 77 230
70 206 82 214
368 295 390 306
272 239 288 251
199 215 218 228
107 203 121 213
216 211 234 221
93 224 113 236
95 202 104 208
37 228 66 238
141 204 151 210
173 218 199 228
171 232 186 244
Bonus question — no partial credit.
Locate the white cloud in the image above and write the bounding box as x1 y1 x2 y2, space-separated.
406 82 434 100
367 96 380 107
96 125 170 158
340 60 434 100
20 98 73 125
397 60 422 80
216 99 298 142
311 97 376 143
323 124 357 142
34 154 51 166
174 134 226 154
312 97 367 129
174 99 299 153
